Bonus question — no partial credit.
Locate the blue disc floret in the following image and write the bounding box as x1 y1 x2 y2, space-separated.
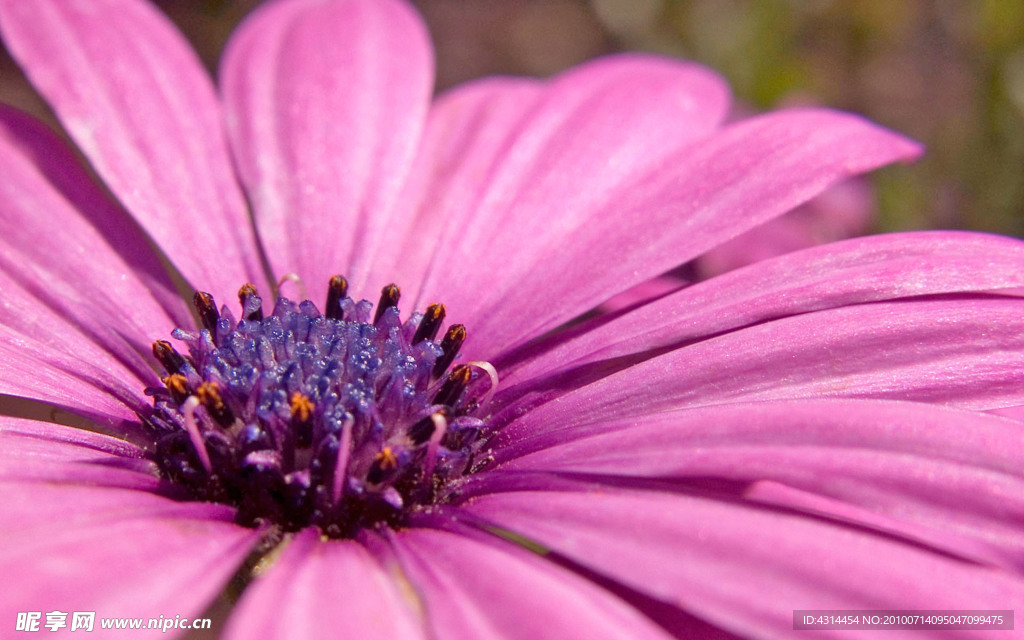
143 279 495 538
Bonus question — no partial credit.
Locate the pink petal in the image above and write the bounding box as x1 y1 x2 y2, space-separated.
0 0 267 303
0 106 190 330
0 244 156 436
382 527 674 640
1 417 143 458
694 177 874 278
0 315 151 434
400 53 729 315
451 108 921 360
0 419 258 628
220 0 433 304
0 489 258 631
498 399 1024 568
988 405 1024 421
597 275 690 313
502 230 1024 385
0 417 155 487
462 488 1024 638
372 76 545 306
495 297 1024 446
224 528 423 640
0 106 188 381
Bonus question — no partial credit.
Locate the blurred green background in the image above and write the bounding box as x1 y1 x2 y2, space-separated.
2 0 1022 237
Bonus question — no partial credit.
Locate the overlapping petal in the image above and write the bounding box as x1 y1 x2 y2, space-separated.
0 0 267 303
221 0 433 304
499 231 1024 385
0 313 152 435
448 109 922 360
402 54 730 316
494 297 1024 446
223 529 423 640
0 419 258 633
0 106 190 330
461 488 1024 638
382 527 674 640
0 418 154 489
373 76 545 305
0 106 187 380
493 399 1024 569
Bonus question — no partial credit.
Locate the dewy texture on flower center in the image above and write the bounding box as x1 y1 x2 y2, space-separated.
144 277 496 538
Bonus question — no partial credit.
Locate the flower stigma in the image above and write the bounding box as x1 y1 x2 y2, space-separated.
143 278 496 538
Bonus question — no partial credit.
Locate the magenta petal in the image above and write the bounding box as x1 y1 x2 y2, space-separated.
499 400 1024 568
504 231 1024 385
0 417 155 486
224 529 423 640
450 108 922 360
0 0 267 302
0 242 156 435
0 107 187 381
0 317 151 433
0 106 190 330
406 54 729 318
0 417 255 628
463 489 1024 638
221 0 433 304
0 503 257 628
0 455 257 626
384 527 673 640
1 417 144 459
497 297 1024 445
988 404 1024 421
372 76 545 306
695 176 875 278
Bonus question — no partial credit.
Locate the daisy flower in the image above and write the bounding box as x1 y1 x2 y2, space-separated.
2 0 1024 638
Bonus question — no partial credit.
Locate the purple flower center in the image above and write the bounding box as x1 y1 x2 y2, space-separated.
143 278 496 538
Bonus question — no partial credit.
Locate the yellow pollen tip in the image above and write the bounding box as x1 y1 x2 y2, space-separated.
375 447 398 470
196 382 223 408
290 392 315 422
163 374 188 396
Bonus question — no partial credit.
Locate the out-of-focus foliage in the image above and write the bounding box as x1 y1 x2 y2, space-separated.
596 0 1024 237
1 0 1021 236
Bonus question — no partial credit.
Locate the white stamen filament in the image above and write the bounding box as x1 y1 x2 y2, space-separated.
465 360 499 407
422 411 449 484
331 414 354 505
277 272 309 301
181 396 212 474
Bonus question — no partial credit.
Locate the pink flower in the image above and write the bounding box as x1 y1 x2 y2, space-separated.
2 0 1024 638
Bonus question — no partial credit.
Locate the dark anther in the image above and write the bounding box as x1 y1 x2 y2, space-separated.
193 291 220 335
433 324 466 378
433 365 471 408
163 374 190 403
413 303 446 344
374 284 401 324
238 283 263 321
367 447 398 484
290 392 315 448
153 340 187 374
407 413 437 445
325 275 349 321
197 382 234 426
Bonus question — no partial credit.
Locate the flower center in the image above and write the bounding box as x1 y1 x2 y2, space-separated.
143 277 496 538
